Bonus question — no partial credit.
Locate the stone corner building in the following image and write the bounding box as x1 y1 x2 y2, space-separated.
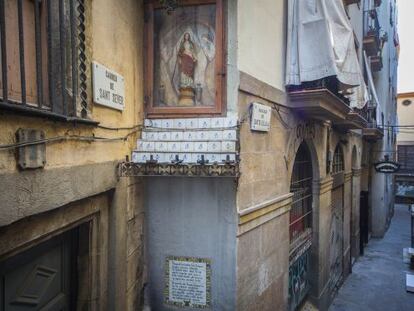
0 0 398 311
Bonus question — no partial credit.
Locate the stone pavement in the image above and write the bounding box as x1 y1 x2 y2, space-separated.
329 204 414 311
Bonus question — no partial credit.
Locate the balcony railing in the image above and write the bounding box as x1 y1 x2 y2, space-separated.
363 9 381 57
362 104 384 140
287 76 350 105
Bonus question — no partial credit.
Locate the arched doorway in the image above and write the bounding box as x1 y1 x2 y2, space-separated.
329 144 345 295
288 142 314 311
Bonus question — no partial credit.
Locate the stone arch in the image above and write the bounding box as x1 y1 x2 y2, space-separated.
288 138 321 184
287 140 320 310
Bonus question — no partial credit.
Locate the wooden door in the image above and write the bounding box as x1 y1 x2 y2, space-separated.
0 231 77 311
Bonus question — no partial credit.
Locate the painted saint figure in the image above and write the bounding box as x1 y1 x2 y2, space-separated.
177 32 197 106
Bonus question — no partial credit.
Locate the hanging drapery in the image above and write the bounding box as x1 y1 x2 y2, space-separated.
285 0 362 89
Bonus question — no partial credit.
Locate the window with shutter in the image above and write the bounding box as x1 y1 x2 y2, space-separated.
0 0 87 119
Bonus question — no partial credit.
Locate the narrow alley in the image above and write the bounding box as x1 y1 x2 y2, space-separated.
329 204 414 311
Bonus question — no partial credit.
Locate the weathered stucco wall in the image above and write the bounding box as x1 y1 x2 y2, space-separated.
235 72 363 311
145 178 237 311
0 0 145 310
237 0 286 91
397 95 414 144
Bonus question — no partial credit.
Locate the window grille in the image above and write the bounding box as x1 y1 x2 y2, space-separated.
289 143 313 243
0 0 87 117
332 145 344 174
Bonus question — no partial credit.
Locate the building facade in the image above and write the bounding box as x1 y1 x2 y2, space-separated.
0 0 145 309
0 1 398 311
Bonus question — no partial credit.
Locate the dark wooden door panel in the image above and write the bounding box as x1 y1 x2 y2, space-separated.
0 231 76 311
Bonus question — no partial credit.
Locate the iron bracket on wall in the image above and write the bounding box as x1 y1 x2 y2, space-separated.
118 161 240 178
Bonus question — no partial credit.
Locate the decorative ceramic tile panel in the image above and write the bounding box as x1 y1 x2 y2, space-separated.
133 117 238 164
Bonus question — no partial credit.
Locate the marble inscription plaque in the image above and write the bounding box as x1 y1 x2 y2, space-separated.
165 256 211 308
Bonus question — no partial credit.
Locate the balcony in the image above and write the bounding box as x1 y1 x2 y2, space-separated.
336 110 368 131
288 77 351 123
362 107 383 141
370 55 383 72
363 9 381 57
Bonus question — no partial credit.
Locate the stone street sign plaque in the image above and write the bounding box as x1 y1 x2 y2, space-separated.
92 61 125 111
165 256 211 308
250 102 271 132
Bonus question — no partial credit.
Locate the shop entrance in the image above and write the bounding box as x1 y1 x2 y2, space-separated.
288 142 314 311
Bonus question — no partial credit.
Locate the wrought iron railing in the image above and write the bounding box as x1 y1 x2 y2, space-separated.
287 76 350 105
0 0 87 118
364 9 381 52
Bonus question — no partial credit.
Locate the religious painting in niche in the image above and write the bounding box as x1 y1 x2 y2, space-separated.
153 5 216 108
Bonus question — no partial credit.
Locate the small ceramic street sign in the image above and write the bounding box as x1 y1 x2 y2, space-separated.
374 156 400 173
250 102 271 132
92 61 125 111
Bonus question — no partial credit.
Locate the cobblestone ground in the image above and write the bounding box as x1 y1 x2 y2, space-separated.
329 204 414 311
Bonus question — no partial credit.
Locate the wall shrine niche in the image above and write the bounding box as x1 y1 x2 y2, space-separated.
145 0 224 116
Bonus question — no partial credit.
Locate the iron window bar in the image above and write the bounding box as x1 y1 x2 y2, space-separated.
0 0 87 118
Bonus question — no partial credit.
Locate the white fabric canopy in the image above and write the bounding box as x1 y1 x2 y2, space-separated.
285 0 362 88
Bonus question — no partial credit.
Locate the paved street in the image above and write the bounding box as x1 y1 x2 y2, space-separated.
329 204 414 311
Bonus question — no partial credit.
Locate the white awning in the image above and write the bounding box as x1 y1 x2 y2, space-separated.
286 0 362 89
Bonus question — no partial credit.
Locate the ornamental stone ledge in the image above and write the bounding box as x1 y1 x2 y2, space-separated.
237 193 293 236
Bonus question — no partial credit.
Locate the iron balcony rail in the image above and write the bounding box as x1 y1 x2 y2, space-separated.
363 9 381 56
287 76 350 106
0 0 87 118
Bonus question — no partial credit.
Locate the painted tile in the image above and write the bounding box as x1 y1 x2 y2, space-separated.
192 154 205 163
196 131 209 141
207 141 221 152
185 118 199 129
222 141 236 152
183 131 197 141
151 119 162 128
223 130 237 141
181 142 194 152
155 153 166 163
132 152 150 163
143 141 155 152
159 132 171 141
173 119 186 129
137 140 144 150
206 153 221 163
171 131 184 141
224 116 238 128
161 119 173 129
181 153 192 163
199 118 212 129
155 142 168 152
194 142 208 152
211 118 224 128
209 131 223 140
142 131 159 141
221 154 236 162
166 153 176 163
167 142 181 152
